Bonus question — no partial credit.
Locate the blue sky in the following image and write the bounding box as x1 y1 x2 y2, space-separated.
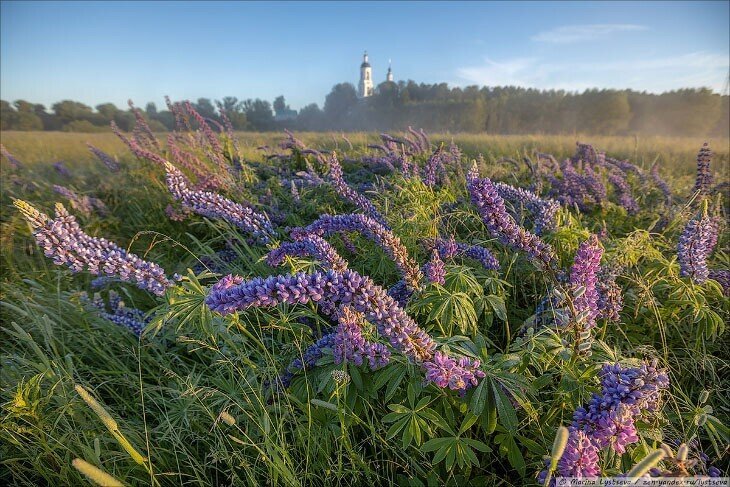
1 1 728 110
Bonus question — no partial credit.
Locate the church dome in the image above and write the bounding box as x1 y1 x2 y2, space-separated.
360 61 371 68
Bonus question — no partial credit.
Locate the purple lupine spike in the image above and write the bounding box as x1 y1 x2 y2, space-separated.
327 152 389 228
266 234 349 272
387 280 413 308
205 269 439 363
87 143 120 172
53 161 71 177
291 213 422 289
290 181 300 202
549 159 591 210
422 351 486 392
493 182 559 235
708 269 729 296
605 155 646 183
556 429 601 478
112 121 168 166
677 215 719 284
596 264 623 323
582 165 607 206
0 144 22 169
164 162 273 243
467 176 555 268
82 290 150 336
423 249 446 285
333 306 390 369
128 99 161 151
422 145 447 187
466 161 480 184
569 235 604 341
432 238 501 271
650 163 672 206
571 360 669 455
608 170 639 215
184 101 225 163
574 142 599 165
15 200 173 295
693 143 714 197
52 185 99 217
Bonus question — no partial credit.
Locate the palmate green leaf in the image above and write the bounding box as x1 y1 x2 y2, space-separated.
492 381 518 431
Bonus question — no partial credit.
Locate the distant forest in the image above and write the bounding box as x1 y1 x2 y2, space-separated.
1 81 728 136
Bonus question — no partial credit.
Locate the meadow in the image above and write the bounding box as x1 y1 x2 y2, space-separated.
0 111 728 486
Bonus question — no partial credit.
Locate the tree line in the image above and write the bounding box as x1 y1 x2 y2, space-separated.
1 81 728 136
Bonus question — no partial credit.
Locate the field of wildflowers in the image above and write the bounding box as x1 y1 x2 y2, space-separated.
0 102 728 486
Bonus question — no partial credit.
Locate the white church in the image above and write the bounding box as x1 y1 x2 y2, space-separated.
358 51 393 98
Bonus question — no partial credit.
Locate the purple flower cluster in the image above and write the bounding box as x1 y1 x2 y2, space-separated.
52 185 107 217
206 270 437 362
693 143 714 197
183 101 225 165
708 269 730 296
164 162 273 243
569 235 604 346
572 360 669 453
423 351 486 391
422 146 447 187
111 121 168 166
387 280 413 308
83 291 149 336
332 306 391 369
549 160 591 210
650 163 672 206
556 430 601 479
431 237 500 271
596 264 623 323
279 333 337 387
423 249 446 285
53 161 71 178
467 176 555 268
677 215 719 284
15 200 173 295
128 100 161 152
0 144 22 169
167 135 224 191
291 214 422 290
266 234 349 272
582 165 607 206
327 153 389 228
86 143 120 172
493 182 559 235
608 170 639 215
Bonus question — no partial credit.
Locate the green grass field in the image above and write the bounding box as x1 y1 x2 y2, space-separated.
1 128 728 486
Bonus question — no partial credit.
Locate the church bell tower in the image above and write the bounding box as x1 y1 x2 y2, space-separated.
358 51 373 98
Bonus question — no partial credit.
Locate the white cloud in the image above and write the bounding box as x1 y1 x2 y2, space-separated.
455 52 730 93
531 24 648 44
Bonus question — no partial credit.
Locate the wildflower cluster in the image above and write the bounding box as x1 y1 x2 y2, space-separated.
266 234 349 273
326 153 389 227
431 237 500 271
596 264 623 323
14 200 172 295
1 144 22 169
53 185 108 217
164 162 273 243
493 181 559 235
693 143 714 197
87 144 120 172
677 214 719 284
568 235 603 352
423 249 446 285
332 306 391 369
82 291 149 336
291 214 422 289
467 176 555 268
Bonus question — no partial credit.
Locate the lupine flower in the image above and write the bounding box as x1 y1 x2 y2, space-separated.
279 333 337 387
556 429 601 478
266 234 349 272
569 235 604 344
549 160 591 209
82 291 149 336
183 101 225 165
206 270 478 380
596 264 623 323
52 185 108 217
582 165 607 206
608 170 639 215
467 176 555 268
493 182 559 235
53 161 71 177
291 214 422 289
466 161 480 184
164 162 273 243
14 200 173 295
650 163 672 206
422 351 486 392
693 143 714 197
290 181 300 202
332 306 390 369
572 360 669 453
574 142 599 165
431 237 500 271
128 100 161 151
111 121 168 166
422 146 446 187
0 144 22 169
327 153 389 228
423 249 446 285
167 135 219 189
677 215 719 284
708 269 729 296
87 143 120 172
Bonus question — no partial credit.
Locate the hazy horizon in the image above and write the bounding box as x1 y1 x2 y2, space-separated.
1 0 728 111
